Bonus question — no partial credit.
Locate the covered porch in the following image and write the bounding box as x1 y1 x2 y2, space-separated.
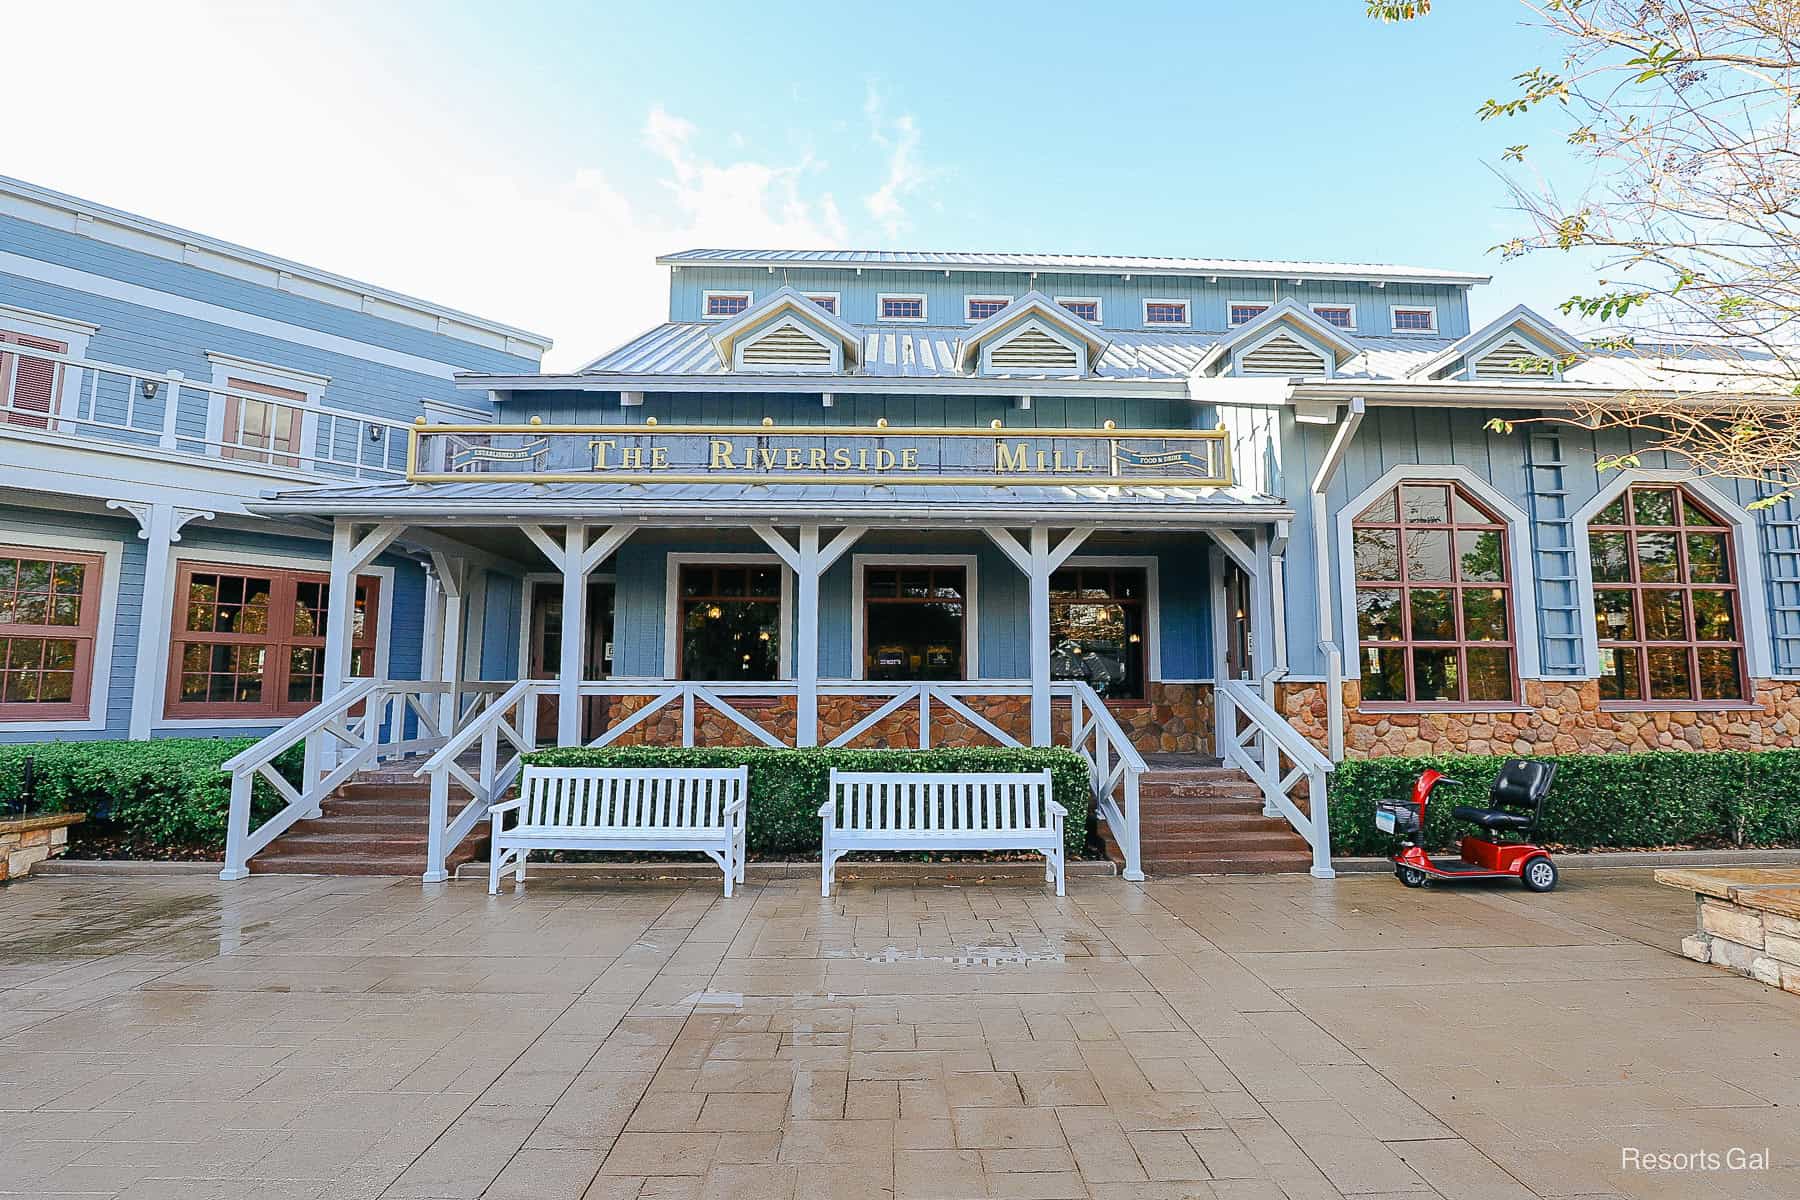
217 471 1333 885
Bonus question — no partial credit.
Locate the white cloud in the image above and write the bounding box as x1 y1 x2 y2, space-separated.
863 85 934 238
0 3 856 370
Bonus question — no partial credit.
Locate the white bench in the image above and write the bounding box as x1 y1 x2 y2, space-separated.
488 765 749 896
820 768 1066 897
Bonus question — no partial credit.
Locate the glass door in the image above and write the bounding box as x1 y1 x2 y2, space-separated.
528 579 614 743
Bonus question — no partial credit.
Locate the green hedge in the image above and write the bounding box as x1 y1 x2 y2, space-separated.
522 746 1092 856
0 739 303 853
1328 750 1800 856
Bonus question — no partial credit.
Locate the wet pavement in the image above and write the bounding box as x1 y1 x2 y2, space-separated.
0 869 1795 1199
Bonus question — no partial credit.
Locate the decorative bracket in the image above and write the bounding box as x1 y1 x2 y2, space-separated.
106 500 217 543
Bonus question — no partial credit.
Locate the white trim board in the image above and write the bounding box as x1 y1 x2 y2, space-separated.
1388 303 1439 334
1568 469 1775 681
701 290 754 320
0 303 94 421
150 543 397 731
876 293 928 323
661 552 794 679
205 354 328 468
1142 298 1191 327
516 570 618 683
1333 464 1545 683
0 522 123 732
849 554 981 680
0 250 477 380
1060 555 1163 683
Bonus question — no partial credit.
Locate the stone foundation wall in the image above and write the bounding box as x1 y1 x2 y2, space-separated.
587 683 1214 757
1274 678 1800 759
0 814 81 883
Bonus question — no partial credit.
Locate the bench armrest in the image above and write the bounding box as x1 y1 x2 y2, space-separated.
723 793 749 816
1046 799 1068 819
817 800 835 820
488 797 525 816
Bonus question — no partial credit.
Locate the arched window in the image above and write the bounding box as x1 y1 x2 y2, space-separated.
1352 481 1517 705
1588 485 1745 703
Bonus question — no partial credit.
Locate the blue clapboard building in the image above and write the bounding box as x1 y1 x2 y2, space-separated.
2 179 1792 879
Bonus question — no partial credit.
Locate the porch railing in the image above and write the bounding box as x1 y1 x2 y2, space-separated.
1215 679 1335 878
0 346 413 479
218 679 514 880
1064 681 1147 881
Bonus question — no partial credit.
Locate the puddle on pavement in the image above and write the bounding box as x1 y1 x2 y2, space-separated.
828 944 1068 967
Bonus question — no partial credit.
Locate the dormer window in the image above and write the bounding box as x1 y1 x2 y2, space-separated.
966 296 1012 322
1392 306 1438 333
704 292 751 319
1311 304 1356 330
1143 300 1189 326
1228 302 1269 327
879 294 927 322
1057 297 1101 323
805 294 839 315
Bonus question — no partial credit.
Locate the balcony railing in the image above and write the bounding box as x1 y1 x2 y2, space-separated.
0 346 415 479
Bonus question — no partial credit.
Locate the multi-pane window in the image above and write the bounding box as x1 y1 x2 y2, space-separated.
1050 567 1147 700
966 297 1011 321
1312 305 1355 329
880 296 926 321
1144 302 1188 325
704 293 751 318
167 564 378 717
679 564 782 680
1353 482 1517 705
1059 299 1100 323
222 377 305 467
1589 486 1745 704
1392 307 1436 332
864 566 966 681
0 546 100 720
1228 303 1268 326
805 294 838 315
1 329 66 429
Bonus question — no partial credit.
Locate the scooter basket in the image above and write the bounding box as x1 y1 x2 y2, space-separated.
1374 800 1420 837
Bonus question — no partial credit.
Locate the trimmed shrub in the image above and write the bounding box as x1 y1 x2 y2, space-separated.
1328 749 1800 856
0 739 302 854
523 745 1092 856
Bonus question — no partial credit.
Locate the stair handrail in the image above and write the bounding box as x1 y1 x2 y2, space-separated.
1217 678 1336 878
1058 681 1147 882
414 677 543 882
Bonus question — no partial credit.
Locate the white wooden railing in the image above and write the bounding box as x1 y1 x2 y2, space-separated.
1216 678 1335 878
1063 681 1147 882
218 679 514 880
0 346 413 479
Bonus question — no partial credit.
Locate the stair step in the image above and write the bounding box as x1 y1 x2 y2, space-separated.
1140 782 1265 800
260 832 440 855
1136 814 1296 834
1139 832 1312 853
1139 853 1316 875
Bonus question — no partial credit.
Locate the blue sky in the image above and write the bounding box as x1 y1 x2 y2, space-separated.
5 1 1605 367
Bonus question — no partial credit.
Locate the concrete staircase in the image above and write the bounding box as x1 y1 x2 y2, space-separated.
253 765 488 876
1101 759 1314 875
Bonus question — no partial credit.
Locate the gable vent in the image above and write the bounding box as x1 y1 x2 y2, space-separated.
1472 337 1551 378
1239 333 1329 376
988 326 1079 371
740 323 833 367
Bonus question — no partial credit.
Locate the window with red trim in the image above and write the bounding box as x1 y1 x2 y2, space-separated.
1353 482 1517 705
1589 485 1745 704
221 377 305 467
166 564 378 718
1 330 67 429
0 546 101 721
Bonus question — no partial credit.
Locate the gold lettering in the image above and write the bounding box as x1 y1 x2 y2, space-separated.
710 438 735 469
857 448 870 470
900 448 919 470
833 447 853 469
590 439 616 469
1035 450 1048 471
784 447 804 470
809 448 827 470
622 447 644 470
996 442 1029 472
1051 450 1067 471
874 448 897 471
1073 449 1088 470
650 447 668 469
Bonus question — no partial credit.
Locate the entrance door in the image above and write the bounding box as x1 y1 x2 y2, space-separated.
1222 560 1253 682
527 579 615 743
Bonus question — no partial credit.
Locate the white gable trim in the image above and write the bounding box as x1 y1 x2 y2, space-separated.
1334 464 1544 683
1568 469 1775 681
979 317 1086 377
1233 324 1335 379
733 316 841 374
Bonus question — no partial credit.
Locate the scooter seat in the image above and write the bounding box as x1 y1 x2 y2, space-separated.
1451 804 1534 832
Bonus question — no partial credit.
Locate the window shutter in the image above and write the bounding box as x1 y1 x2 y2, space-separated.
3 332 67 429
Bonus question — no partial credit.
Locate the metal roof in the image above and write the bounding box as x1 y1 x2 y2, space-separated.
248 479 1291 527
656 248 1491 286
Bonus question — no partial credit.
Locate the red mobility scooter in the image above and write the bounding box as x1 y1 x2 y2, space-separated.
1375 759 1559 891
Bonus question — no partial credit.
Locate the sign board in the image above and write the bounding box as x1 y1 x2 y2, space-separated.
408 423 1233 488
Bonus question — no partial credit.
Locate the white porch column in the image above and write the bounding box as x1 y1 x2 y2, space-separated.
428 552 468 736
984 525 1093 746
109 500 214 741
524 523 633 747
322 519 403 699
754 523 865 747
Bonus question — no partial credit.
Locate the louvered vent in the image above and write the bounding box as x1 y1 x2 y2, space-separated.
1472 338 1549 378
1239 333 1328 376
741 323 833 367
989 326 1079 371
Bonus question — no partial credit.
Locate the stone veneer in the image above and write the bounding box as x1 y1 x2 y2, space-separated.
1274 678 1800 758
592 683 1213 757
0 813 83 883
1656 867 1800 996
